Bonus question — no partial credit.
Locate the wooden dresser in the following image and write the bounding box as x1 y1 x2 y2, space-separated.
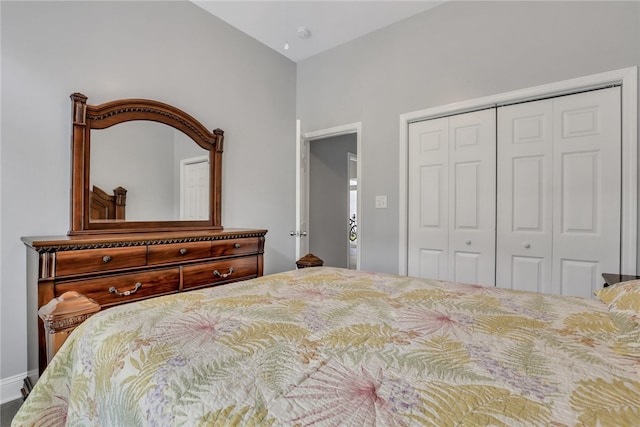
20 93 265 386
23 229 266 376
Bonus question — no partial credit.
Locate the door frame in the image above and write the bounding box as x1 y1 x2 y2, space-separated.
298 121 362 270
398 66 638 276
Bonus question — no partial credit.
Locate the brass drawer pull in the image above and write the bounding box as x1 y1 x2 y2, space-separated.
109 282 142 296
179 248 188 255
213 267 234 278
102 255 112 263
234 243 241 249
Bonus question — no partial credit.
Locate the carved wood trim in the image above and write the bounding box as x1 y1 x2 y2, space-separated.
84 102 224 151
28 231 268 254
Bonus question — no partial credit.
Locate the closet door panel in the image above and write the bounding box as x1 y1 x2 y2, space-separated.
448 109 496 285
408 117 449 279
552 87 621 298
561 151 598 232
417 249 446 280
559 259 599 297
511 256 545 293
453 251 480 284
512 156 544 230
496 100 553 293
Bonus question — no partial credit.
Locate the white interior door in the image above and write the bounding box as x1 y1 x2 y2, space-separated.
408 109 496 285
551 87 621 298
496 99 554 293
181 156 209 220
448 110 496 285
497 87 621 298
408 116 449 279
295 120 309 260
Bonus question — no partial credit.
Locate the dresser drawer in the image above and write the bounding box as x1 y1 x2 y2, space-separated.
148 241 211 265
182 256 258 290
211 237 259 257
56 246 147 276
55 268 180 307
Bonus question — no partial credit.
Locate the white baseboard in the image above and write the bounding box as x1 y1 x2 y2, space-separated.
1 371 35 404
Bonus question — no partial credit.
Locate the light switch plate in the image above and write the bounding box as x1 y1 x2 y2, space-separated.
375 195 387 209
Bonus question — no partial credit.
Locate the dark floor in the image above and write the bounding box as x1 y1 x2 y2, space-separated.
1 399 22 427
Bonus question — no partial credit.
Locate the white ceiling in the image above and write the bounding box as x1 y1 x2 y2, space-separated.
192 1 445 62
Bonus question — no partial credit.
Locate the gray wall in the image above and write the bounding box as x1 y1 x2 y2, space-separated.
309 134 357 267
297 0 640 274
1 0 296 391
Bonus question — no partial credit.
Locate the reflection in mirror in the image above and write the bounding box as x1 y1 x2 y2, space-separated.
90 121 210 222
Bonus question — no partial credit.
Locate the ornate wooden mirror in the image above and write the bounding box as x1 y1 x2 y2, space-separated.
69 93 223 234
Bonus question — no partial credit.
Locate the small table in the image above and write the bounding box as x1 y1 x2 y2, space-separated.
601 273 640 288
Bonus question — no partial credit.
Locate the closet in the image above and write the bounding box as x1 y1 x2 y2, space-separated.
408 86 621 298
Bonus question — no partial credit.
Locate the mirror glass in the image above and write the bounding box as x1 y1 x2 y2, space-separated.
90 121 210 222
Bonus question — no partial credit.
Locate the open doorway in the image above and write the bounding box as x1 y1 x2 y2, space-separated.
307 134 357 268
296 122 362 270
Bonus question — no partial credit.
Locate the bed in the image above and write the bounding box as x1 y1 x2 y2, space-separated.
89 185 127 221
13 267 640 426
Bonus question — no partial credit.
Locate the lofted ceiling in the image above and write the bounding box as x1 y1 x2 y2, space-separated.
192 1 445 62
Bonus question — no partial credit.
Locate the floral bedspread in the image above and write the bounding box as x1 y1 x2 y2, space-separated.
13 267 640 426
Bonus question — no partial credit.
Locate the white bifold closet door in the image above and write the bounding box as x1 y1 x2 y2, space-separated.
496 87 621 298
408 109 496 285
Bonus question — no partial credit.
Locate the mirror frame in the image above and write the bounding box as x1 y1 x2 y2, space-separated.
69 93 223 234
